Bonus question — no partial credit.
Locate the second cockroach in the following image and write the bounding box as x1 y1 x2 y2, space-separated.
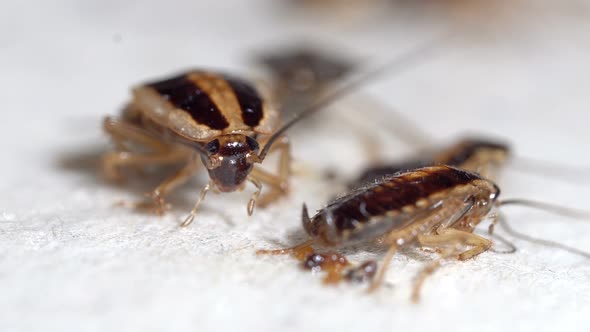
259 164 589 301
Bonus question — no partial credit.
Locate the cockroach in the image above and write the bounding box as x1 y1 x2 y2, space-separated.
102 35 451 226
258 165 590 302
102 71 290 226
349 134 590 257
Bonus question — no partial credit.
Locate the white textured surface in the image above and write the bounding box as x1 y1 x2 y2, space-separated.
1 1 590 331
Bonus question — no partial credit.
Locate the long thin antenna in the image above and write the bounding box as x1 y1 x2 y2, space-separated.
497 215 590 259
500 198 590 219
510 156 590 184
489 232 517 254
258 31 459 160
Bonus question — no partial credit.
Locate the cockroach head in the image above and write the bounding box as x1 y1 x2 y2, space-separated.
201 134 260 192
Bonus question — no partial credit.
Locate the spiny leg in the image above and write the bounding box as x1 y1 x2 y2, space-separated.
101 149 189 182
411 230 493 302
430 228 492 261
251 136 291 208
247 177 262 216
370 196 478 295
256 240 315 260
410 247 455 303
103 117 169 153
180 181 212 227
127 159 201 214
367 243 398 293
102 117 189 181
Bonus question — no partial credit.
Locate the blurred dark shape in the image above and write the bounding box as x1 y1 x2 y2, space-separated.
343 260 378 283
282 0 516 29
254 44 356 116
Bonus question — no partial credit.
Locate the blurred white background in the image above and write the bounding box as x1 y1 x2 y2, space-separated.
1 0 589 331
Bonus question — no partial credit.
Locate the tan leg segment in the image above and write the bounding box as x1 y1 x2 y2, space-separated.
152 160 201 198
102 117 189 181
256 240 315 260
421 229 492 261
119 159 201 214
247 177 263 216
103 117 169 152
410 248 455 303
251 136 291 208
180 181 212 227
101 149 189 182
410 230 492 302
367 244 398 293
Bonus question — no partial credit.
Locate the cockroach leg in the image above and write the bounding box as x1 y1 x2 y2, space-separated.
256 240 315 260
420 229 492 261
102 118 189 182
246 136 291 208
367 243 398 293
410 248 455 303
180 181 212 227
258 136 291 205
138 159 202 214
103 117 170 152
411 230 493 302
101 149 187 182
247 177 263 216
368 194 477 292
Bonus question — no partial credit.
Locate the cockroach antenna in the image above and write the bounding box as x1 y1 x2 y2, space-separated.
496 198 590 259
509 156 590 185
258 31 459 160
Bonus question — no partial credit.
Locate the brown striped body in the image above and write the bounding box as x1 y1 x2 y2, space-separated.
116 70 281 192
306 165 500 246
352 137 510 188
133 71 279 141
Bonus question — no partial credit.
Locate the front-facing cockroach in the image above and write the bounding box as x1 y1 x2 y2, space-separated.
102 35 451 226
102 71 290 226
258 165 590 302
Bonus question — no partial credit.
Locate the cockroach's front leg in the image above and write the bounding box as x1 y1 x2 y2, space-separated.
420 229 492 260
250 135 291 208
148 159 201 213
131 159 202 215
410 229 492 302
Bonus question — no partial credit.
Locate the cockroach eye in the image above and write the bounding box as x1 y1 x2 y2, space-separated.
245 136 259 152
205 139 220 155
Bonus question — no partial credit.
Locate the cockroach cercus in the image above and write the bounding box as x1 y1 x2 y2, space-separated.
258 165 590 302
102 34 452 226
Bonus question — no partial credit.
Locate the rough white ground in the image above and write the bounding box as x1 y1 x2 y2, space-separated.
1 1 589 331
